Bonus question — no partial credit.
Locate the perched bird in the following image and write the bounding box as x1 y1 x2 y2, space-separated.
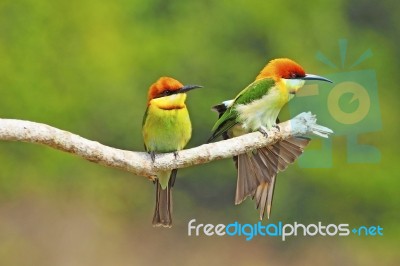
142 77 202 227
209 58 332 220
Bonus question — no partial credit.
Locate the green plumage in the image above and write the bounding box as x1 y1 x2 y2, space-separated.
209 78 275 141
142 97 192 227
143 106 191 155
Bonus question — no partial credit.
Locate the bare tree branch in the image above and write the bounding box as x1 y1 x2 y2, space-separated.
0 112 333 177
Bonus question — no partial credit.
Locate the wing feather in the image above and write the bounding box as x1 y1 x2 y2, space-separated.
208 78 275 142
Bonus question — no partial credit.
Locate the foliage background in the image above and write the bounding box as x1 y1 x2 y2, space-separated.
0 0 398 265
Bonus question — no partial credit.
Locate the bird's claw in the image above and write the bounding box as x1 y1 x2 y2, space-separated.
173 151 179 159
259 126 269 138
149 151 156 163
273 124 280 131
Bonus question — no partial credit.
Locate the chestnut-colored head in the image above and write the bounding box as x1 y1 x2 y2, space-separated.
256 58 333 86
147 77 202 104
256 58 306 81
148 77 184 102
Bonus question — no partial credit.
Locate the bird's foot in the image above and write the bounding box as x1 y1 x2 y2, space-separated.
258 126 269 138
273 124 280 131
149 175 157 183
149 151 156 163
173 151 179 159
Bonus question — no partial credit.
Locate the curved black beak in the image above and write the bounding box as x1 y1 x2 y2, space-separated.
179 84 203 93
303 74 333 83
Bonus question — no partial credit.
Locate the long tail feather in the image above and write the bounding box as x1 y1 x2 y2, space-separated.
252 175 276 220
236 137 310 219
152 169 177 227
236 153 259 204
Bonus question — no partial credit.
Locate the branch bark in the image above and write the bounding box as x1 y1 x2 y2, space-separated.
0 112 333 177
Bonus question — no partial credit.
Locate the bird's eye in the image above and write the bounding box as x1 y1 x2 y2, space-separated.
164 90 171 95
290 73 297 78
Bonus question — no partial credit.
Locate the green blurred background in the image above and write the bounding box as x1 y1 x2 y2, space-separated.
0 0 398 265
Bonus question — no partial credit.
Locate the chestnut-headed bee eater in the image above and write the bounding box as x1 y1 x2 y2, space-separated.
209 58 332 220
142 77 202 227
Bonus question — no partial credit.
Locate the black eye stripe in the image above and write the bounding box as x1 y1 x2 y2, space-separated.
288 72 306 79
153 89 180 99
155 89 174 98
